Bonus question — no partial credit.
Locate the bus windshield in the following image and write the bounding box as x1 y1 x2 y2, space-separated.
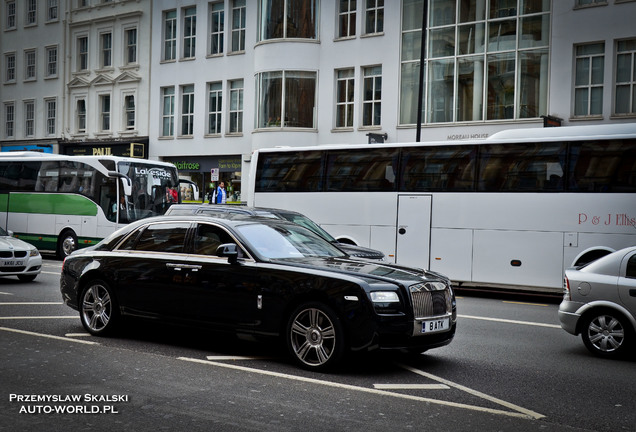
117 162 180 222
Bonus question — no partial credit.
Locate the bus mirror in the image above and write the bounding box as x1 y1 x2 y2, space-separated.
107 171 133 196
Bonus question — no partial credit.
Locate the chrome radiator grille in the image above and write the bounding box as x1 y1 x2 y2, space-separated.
410 287 452 319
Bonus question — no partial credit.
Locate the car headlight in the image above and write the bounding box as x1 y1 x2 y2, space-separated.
29 249 40 257
370 291 402 314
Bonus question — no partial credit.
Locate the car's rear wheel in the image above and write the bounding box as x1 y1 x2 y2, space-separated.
581 309 631 358
80 280 118 336
286 302 345 371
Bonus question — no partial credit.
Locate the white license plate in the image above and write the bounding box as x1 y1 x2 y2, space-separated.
1 260 23 266
421 317 450 334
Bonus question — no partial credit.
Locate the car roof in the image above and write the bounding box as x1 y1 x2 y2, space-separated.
166 203 302 217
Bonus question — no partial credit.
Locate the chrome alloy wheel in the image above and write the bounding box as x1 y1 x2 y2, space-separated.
586 314 625 354
81 283 112 333
289 307 337 368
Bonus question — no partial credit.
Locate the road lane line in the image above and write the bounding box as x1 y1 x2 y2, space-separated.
399 363 545 420
0 326 98 345
503 301 549 307
373 384 450 390
0 302 64 305
458 314 560 329
207 355 275 361
0 316 78 319
178 356 542 420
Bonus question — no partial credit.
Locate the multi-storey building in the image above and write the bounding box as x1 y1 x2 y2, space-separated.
1 1 635 203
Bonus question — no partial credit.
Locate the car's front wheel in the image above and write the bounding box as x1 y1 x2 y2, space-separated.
581 309 632 358
80 280 119 336
286 302 345 371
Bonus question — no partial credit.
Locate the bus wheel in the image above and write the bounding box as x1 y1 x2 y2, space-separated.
57 230 78 259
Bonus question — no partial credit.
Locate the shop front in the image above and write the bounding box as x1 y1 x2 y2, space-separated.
166 156 242 204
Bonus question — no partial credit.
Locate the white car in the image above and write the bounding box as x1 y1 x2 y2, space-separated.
559 246 636 359
0 227 42 282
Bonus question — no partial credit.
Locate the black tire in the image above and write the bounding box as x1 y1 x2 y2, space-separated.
57 230 78 259
581 309 632 358
17 275 37 282
80 280 119 336
286 302 345 371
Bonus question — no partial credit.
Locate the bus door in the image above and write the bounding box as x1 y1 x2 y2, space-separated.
396 195 432 269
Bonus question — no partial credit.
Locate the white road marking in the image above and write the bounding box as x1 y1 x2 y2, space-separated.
0 292 14 296
65 333 92 338
0 326 98 345
0 302 63 305
399 363 544 419
178 357 544 420
0 316 77 320
207 355 274 361
373 383 450 390
458 314 561 329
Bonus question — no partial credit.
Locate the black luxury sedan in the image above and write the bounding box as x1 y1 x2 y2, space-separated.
60 214 456 370
164 203 386 260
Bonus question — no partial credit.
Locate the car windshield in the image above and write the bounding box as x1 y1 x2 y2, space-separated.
274 212 337 242
236 223 346 259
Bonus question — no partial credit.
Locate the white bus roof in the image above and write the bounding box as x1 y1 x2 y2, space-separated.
255 123 636 154
0 151 174 166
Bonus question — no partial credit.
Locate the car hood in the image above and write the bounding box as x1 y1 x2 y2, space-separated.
0 236 33 251
271 256 447 286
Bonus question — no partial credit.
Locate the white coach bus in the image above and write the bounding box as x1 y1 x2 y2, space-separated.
0 152 180 258
249 123 636 293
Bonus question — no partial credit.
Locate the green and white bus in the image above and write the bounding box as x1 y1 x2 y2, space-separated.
0 152 180 258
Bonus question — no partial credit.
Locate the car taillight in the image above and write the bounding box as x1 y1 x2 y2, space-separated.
563 276 571 300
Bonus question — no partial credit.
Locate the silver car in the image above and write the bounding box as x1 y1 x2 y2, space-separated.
0 227 42 282
559 246 636 358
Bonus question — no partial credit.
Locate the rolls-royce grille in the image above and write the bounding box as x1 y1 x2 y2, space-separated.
411 289 451 319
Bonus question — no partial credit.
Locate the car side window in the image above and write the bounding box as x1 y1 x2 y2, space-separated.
626 255 636 279
193 223 235 256
130 222 190 253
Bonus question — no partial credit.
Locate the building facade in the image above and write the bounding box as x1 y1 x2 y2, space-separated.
1 0 635 203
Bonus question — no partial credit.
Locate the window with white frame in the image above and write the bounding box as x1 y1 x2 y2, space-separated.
362 66 382 126
231 0 246 52
180 85 195 136
399 0 550 125
100 94 111 131
335 68 355 128
229 79 243 133
101 32 113 68
125 28 138 64
208 82 222 134
210 2 224 55
183 7 197 59
47 0 58 21
616 39 636 115
365 0 384 35
77 36 89 71
161 87 175 136
4 103 15 138
257 71 317 129
76 99 86 133
163 10 177 61
5 53 16 82
574 43 604 117
6 1 16 30
258 0 318 41
46 46 58 77
24 101 35 137
338 0 356 39
124 95 135 130
45 99 56 135
26 0 37 25
25 50 36 81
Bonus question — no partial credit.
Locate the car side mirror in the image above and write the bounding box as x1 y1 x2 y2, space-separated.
216 243 239 264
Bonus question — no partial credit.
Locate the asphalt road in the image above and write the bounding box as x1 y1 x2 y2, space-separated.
0 259 634 432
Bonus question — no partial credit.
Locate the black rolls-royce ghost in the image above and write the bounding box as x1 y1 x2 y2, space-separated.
60 214 456 370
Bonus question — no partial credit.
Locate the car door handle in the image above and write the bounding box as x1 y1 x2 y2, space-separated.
166 263 202 272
